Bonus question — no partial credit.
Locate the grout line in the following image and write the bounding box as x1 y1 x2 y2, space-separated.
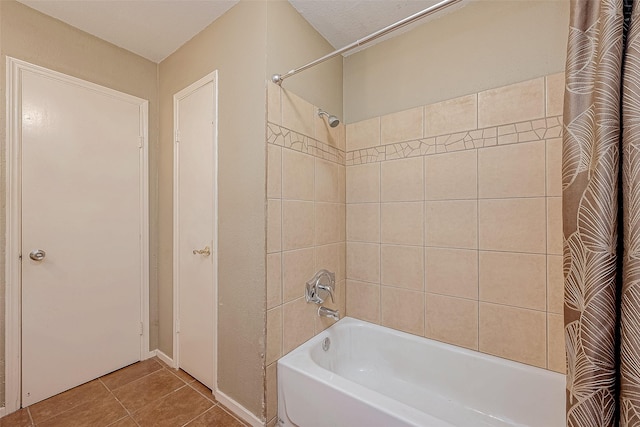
476 141 481 351
26 407 35 427
423 154 427 338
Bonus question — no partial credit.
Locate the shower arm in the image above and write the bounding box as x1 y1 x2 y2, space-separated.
271 0 463 85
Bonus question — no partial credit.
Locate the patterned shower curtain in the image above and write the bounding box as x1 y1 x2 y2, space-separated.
563 0 640 425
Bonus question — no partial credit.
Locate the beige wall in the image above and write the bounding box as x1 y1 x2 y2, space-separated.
344 0 570 123
0 0 159 406
266 0 342 119
158 0 267 417
345 74 565 373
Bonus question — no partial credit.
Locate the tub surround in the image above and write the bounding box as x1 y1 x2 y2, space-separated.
266 82 346 424
345 73 565 373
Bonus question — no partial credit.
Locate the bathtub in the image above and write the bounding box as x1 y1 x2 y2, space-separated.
277 317 565 427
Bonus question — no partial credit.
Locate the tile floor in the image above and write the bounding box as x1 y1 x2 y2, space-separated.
0 357 248 427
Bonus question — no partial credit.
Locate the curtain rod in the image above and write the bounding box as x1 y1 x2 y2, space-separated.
271 0 463 85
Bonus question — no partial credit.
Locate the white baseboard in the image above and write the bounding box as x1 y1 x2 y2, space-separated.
0 406 6 418
153 349 176 368
215 389 264 427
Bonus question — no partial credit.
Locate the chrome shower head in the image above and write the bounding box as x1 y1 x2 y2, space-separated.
318 109 340 128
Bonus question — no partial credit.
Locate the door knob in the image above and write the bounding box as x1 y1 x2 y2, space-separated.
29 249 46 261
192 246 211 256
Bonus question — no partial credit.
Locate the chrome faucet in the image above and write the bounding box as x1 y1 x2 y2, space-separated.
318 306 340 321
305 269 335 305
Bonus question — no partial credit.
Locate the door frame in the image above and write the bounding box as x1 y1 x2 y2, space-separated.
172 71 219 387
4 57 150 413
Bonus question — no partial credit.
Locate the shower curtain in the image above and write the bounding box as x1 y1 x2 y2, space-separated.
563 0 640 425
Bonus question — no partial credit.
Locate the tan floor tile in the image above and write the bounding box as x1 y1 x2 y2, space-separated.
38 394 126 427
186 406 247 427
189 381 217 403
112 369 184 412
132 385 213 427
107 417 138 427
100 358 163 390
172 368 196 384
0 408 32 427
29 380 110 424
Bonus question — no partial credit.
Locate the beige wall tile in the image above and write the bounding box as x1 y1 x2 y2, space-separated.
424 94 477 137
347 163 380 203
381 245 424 291
478 141 545 198
381 286 425 336
478 78 545 128
346 242 380 283
282 297 316 354
266 362 277 421
546 138 562 197
282 248 314 303
315 158 343 203
282 89 314 136
314 113 343 148
426 294 478 350
267 82 282 125
338 163 346 203
346 280 380 324
315 202 344 245
548 313 566 373
267 144 282 199
267 253 282 310
479 251 546 311
267 199 282 253
282 149 314 201
479 198 546 253
546 72 565 117
425 248 478 299
479 303 546 368
346 117 381 151
547 255 564 314
347 203 380 243
337 123 346 152
381 157 424 202
547 197 562 255
381 106 424 144
282 200 314 250
381 202 424 246
266 308 282 365
425 150 477 200
316 243 345 282
425 200 477 249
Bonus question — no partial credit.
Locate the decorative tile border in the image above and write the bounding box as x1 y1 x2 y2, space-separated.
347 116 562 166
267 122 345 165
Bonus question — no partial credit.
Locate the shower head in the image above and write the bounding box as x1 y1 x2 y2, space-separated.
318 109 340 128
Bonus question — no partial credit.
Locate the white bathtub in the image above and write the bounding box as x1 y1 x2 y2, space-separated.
277 317 565 427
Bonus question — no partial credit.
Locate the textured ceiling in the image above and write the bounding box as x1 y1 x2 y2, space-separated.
288 0 453 52
16 0 463 63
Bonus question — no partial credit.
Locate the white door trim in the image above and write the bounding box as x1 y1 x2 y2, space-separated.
5 57 150 413
172 70 219 386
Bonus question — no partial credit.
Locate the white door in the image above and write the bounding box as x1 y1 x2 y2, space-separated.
174 72 217 389
20 67 147 406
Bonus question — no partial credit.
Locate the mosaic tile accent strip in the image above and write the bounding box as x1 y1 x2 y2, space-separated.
268 122 345 165
347 116 562 166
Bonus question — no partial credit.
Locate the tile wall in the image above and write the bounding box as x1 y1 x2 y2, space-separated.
345 74 566 374
265 83 346 425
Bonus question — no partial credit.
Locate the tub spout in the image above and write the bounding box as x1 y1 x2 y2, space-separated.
318 306 340 321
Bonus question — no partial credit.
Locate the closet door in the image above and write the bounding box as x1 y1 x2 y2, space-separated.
174 72 217 389
21 68 145 405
